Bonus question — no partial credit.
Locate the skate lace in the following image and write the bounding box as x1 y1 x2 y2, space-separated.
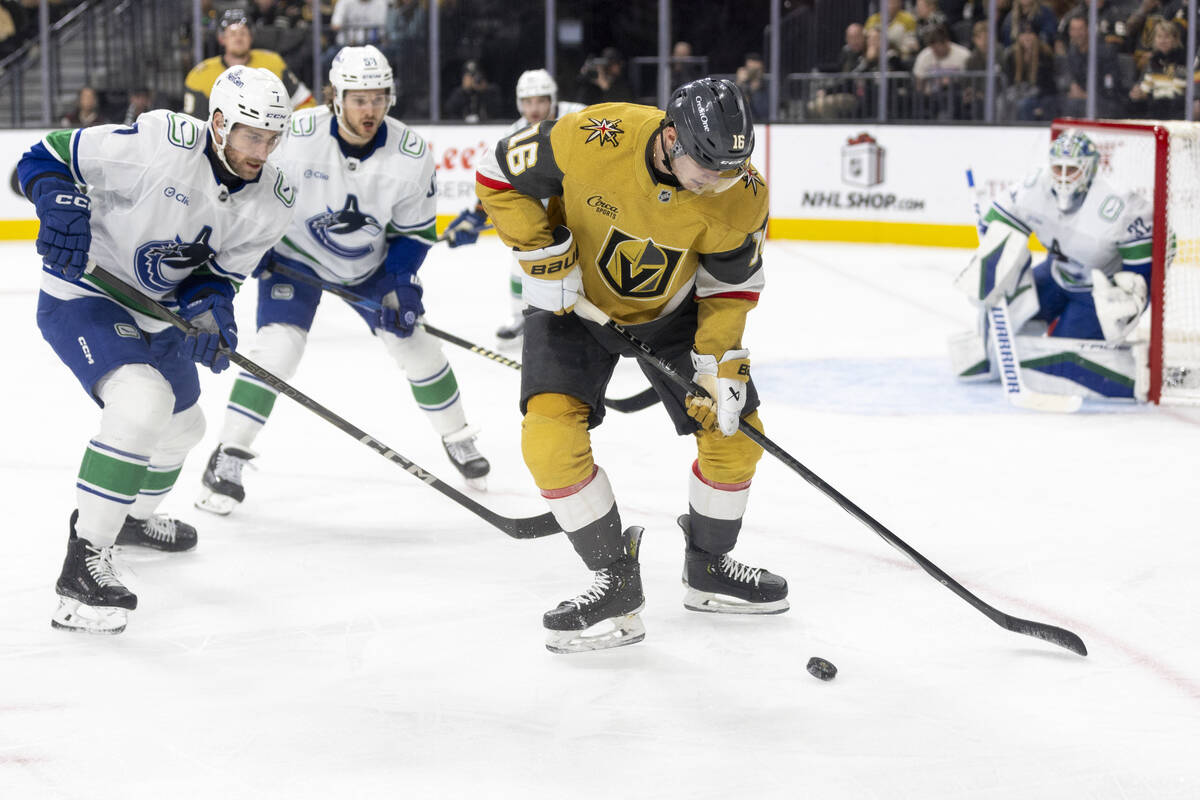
720 555 762 586
85 546 123 588
214 450 252 483
568 569 613 608
141 515 177 543
444 437 482 466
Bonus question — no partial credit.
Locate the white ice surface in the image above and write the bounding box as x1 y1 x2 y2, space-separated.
1 239 1198 799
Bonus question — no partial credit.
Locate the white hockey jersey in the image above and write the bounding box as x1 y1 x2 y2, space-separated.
502 101 589 137
272 106 438 285
37 110 296 332
986 169 1153 287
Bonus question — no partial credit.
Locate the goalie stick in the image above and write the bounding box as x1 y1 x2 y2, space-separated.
967 169 1083 414
84 263 561 541
572 296 1088 657
265 261 660 413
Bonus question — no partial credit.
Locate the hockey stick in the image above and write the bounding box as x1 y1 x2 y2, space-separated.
572 296 1088 656
83 263 561 541
265 261 661 413
966 169 1083 414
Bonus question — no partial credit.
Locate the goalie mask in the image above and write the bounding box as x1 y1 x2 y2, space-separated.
663 78 754 196
208 65 291 174
329 45 396 120
1048 130 1099 213
516 68 557 123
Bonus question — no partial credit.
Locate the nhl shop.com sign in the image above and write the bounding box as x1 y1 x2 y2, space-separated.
799 132 925 213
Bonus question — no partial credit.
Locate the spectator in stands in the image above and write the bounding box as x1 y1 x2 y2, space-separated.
61 86 106 128
669 41 706 87
0 0 28 59
962 19 999 118
1061 14 1125 117
866 0 920 64
184 8 314 118
575 46 633 105
735 52 770 120
999 0 1059 48
914 0 949 48
912 23 971 118
248 0 308 70
1126 0 1186 71
122 87 153 126
324 0 388 75
1055 0 1132 56
445 60 503 123
1128 18 1189 118
1003 21 1057 119
850 25 906 116
808 23 868 119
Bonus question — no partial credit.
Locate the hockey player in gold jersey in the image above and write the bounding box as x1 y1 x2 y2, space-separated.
476 78 787 654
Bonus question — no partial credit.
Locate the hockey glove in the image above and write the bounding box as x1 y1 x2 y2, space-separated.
517 225 582 315
1091 268 1148 342
34 180 92 281
686 349 750 437
378 276 424 338
179 292 237 373
443 205 488 248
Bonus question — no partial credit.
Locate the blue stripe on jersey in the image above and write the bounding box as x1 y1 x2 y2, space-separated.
70 129 85 184
991 202 1032 235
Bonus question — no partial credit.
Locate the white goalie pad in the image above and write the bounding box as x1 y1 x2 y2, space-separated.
953 224 1032 306
1014 335 1145 402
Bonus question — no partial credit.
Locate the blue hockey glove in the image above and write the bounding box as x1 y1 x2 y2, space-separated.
179 293 238 373
378 279 424 338
34 183 92 280
443 206 488 248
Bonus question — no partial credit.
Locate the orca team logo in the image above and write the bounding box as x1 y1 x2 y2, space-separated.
133 226 218 292
596 227 685 298
306 194 382 259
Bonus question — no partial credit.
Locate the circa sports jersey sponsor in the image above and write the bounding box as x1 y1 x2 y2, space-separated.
587 194 619 219
579 117 623 148
595 227 685 298
133 225 218 292
305 194 383 259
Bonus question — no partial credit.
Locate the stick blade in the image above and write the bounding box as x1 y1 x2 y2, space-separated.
1010 392 1084 414
504 511 562 539
1004 615 1088 656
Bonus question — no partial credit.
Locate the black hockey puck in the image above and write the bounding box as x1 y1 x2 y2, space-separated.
806 656 837 681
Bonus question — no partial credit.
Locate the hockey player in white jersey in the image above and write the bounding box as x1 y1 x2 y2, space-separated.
196 45 490 516
18 66 295 634
442 69 587 342
951 130 1154 400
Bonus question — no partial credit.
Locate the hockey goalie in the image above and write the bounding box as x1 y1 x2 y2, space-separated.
950 130 1154 401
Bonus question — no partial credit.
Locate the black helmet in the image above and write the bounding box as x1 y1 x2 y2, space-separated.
664 78 754 172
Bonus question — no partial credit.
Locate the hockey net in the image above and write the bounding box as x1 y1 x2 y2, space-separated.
1051 118 1200 405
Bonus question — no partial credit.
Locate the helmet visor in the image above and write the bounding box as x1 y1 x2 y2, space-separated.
226 124 284 161
670 152 746 196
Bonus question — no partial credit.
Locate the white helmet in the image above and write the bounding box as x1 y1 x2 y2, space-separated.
209 65 291 171
515 68 557 116
329 45 396 119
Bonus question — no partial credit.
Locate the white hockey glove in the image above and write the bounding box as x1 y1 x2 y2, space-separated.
953 224 1031 306
517 225 582 315
1091 269 1148 342
687 349 750 437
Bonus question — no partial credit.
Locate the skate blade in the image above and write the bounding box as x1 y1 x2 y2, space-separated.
683 587 790 615
194 487 238 516
545 607 646 654
51 598 128 635
465 476 488 492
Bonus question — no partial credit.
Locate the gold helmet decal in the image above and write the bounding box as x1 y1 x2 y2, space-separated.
596 228 685 298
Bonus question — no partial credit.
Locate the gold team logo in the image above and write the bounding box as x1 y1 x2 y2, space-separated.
741 166 764 196
580 117 623 147
596 227 685 298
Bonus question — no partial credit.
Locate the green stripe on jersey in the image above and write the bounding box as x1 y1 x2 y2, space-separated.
1118 241 1152 261
44 129 75 165
388 221 438 245
229 377 279 419
983 206 1030 235
78 446 149 501
410 368 459 408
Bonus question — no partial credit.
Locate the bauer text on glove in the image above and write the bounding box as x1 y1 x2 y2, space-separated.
517 225 581 315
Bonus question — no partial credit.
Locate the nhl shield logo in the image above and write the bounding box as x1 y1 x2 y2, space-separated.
596 227 685 298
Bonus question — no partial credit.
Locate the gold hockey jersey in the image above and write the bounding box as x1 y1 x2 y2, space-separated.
476 103 767 356
183 51 314 118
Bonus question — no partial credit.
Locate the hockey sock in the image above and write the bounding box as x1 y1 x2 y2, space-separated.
687 460 751 555
380 327 468 436
130 404 206 519
221 324 307 449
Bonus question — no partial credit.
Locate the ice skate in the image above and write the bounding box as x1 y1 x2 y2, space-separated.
495 315 524 347
678 515 789 614
52 511 137 635
442 427 490 491
195 445 255 515
544 526 645 654
115 514 198 552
